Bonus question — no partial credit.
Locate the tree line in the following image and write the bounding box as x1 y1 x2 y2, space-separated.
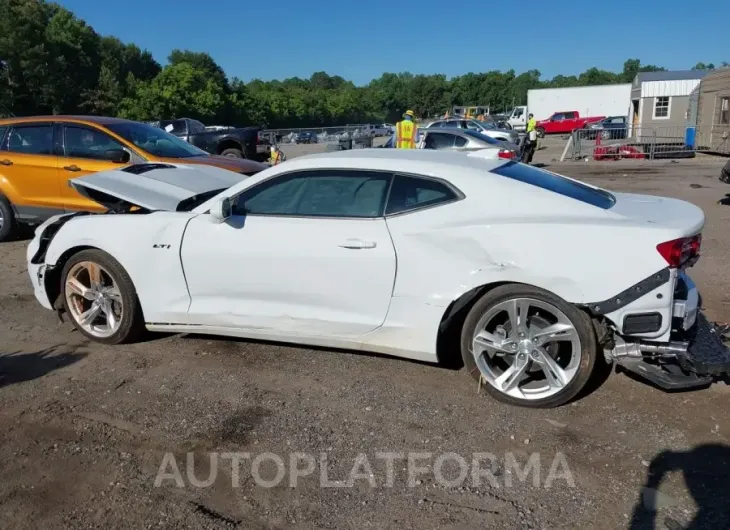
1 0 727 129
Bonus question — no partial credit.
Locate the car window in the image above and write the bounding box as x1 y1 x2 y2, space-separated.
386 174 459 215
64 126 125 160
453 136 468 147
563 112 576 119
106 122 207 158
189 120 206 133
492 162 616 209
423 132 456 149
611 117 625 124
428 121 443 128
442 121 459 128
234 170 391 218
159 120 187 135
6 125 54 155
0 126 7 146
551 113 564 121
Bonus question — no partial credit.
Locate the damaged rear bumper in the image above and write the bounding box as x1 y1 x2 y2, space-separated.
608 272 730 390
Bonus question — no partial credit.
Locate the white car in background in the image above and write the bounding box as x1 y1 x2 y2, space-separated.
26 151 728 408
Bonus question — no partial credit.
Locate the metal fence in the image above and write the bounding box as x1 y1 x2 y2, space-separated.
565 124 730 161
261 125 393 145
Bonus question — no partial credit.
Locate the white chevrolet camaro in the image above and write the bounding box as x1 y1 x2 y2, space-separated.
26 150 730 407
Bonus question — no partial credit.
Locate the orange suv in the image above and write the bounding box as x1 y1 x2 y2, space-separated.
0 116 268 241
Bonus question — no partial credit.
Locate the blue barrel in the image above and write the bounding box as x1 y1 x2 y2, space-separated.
685 127 696 148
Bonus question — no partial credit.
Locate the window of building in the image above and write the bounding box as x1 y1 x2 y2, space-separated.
653 96 670 119
720 97 729 125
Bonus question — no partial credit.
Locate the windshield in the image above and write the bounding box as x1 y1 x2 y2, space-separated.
106 122 208 158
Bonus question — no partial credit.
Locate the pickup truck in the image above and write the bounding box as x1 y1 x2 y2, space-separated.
155 118 271 162
535 111 605 137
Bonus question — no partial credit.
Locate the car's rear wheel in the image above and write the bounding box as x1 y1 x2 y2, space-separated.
221 148 244 158
461 284 598 408
600 130 611 140
61 249 144 345
0 196 17 242
536 127 545 138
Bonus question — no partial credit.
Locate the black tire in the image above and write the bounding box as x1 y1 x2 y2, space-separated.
221 148 244 158
460 284 598 408
0 195 17 242
60 249 145 345
536 127 545 138
600 130 611 140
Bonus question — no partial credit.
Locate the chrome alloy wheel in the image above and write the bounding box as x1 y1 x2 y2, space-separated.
64 261 123 338
471 297 582 401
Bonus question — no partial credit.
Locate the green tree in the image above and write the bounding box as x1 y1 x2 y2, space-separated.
119 62 226 121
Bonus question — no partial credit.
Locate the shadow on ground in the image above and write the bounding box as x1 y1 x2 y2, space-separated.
629 443 730 529
0 347 86 388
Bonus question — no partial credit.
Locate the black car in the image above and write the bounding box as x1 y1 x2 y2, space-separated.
156 118 270 162
583 116 628 140
294 131 318 144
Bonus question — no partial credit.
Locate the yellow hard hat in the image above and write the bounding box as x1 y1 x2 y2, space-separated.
404 110 415 117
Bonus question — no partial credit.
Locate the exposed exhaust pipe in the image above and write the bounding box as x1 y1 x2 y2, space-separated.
639 341 689 357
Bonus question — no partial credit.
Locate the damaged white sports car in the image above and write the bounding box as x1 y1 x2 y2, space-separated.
27 150 730 407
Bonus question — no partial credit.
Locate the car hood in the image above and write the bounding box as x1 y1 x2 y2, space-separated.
68 163 247 212
156 154 268 174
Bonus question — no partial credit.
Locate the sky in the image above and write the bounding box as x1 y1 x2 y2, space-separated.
61 0 729 85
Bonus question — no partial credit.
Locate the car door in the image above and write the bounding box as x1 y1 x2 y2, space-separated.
562 111 578 131
181 169 397 337
0 122 62 218
59 124 135 212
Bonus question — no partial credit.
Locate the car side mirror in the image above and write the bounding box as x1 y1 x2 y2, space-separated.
104 149 130 164
209 197 232 223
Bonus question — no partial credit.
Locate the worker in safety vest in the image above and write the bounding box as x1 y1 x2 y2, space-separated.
521 113 538 164
269 143 285 165
395 110 418 149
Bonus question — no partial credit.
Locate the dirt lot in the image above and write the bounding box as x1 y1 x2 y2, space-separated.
1 155 730 529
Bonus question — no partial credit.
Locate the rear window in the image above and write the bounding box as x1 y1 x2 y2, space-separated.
492 162 616 209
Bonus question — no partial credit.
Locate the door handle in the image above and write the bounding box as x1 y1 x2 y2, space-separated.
64 165 81 172
338 238 377 249
0 159 12 166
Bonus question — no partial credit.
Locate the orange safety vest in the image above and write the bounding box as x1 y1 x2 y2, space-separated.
396 120 416 149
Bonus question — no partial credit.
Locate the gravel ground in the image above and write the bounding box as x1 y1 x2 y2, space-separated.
1 154 730 529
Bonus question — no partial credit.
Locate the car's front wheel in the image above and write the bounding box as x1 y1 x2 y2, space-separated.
536 127 545 138
460 284 598 408
61 249 145 345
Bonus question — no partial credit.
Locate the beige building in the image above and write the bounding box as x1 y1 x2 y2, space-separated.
696 68 730 154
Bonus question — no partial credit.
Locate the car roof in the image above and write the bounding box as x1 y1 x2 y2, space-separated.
278 149 507 184
0 115 136 126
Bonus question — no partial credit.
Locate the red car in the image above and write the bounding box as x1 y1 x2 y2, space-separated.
536 111 605 137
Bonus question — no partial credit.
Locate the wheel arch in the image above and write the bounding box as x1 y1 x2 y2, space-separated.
216 138 244 155
436 281 513 367
43 245 145 320
435 279 591 367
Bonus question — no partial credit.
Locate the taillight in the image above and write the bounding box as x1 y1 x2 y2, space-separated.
498 149 515 159
656 234 702 268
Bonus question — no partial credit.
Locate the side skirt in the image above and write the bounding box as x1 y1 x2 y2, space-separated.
144 323 439 364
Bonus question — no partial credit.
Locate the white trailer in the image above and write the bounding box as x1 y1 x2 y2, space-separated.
527 84 632 122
